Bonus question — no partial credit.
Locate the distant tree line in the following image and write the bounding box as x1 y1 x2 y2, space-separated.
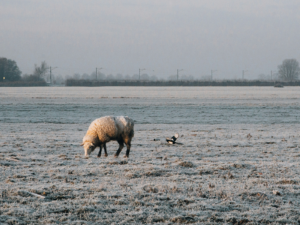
1 57 300 86
67 72 159 81
22 61 48 83
65 58 300 85
65 79 300 87
0 58 48 86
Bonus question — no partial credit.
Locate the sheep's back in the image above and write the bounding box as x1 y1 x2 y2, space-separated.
85 116 134 143
90 116 119 142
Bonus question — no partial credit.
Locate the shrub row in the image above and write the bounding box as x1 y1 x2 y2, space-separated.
0 81 48 87
65 79 300 87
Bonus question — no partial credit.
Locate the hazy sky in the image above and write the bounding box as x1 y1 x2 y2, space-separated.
1 0 300 79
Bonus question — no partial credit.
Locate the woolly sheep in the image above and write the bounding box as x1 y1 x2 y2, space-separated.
81 116 134 158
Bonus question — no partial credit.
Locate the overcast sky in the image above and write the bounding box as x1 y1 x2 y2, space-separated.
1 0 300 79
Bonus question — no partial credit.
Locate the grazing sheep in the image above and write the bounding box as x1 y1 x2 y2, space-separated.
81 116 134 158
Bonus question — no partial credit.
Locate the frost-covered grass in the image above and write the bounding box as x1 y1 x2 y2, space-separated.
1 123 300 224
1 86 300 224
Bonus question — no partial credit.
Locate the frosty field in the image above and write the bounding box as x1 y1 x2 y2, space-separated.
1 87 300 224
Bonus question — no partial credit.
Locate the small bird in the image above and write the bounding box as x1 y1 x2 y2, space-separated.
166 133 179 144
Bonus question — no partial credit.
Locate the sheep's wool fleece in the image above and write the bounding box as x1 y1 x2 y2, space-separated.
83 116 134 143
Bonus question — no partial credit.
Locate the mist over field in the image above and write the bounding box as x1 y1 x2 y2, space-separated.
1 1 300 79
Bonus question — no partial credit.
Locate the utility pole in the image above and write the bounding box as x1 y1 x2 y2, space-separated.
271 70 273 81
96 67 103 80
177 69 183 81
211 70 217 81
139 68 146 81
49 67 57 84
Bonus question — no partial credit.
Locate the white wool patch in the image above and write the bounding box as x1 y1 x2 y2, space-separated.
82 116 134 146
117 116 128 126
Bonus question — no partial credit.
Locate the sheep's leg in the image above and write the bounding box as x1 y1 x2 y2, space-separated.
97 145 102 158
114 140 124 157
124 142 131 158
104 144 108 157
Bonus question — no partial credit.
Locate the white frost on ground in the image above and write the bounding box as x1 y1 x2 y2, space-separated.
1 87 300 224
1 123 300 224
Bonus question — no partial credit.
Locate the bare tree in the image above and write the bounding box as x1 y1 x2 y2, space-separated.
97 72 106 80
132 74 139 80
140 73 149 80
258 74 272 80
73 73 81 80
115 73 123 80
168 74 177 80
124 74 131 80
33 61 48 79
82 73 92 80
278 59 300 81
150 75 157 81
106 74 115 80
181 74 194 81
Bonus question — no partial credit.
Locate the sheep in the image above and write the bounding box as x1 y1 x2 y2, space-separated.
81 116 134 158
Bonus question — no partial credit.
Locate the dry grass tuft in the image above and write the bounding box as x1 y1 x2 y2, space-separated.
178 161 194 168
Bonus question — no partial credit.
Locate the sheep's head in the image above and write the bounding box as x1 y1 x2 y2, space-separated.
81 142 96 157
